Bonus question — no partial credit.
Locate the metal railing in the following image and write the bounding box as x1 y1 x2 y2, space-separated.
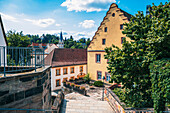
0 108 57 113
0 46 45 77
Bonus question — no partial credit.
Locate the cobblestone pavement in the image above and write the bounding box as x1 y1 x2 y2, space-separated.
60 92 113 113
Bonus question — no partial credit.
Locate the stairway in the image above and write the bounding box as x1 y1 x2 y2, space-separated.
60 92 113 113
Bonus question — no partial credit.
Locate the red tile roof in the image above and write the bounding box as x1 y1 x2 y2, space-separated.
44 48 87 67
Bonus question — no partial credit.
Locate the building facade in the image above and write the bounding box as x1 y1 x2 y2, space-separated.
44 48 87 91
87 3 132 83
0 15 7 66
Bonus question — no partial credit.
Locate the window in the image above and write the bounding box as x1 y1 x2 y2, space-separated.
63 68 68 75
104 27 107 32
56 69 60 76
120 24 123 30
121 37 125 44
106 73 111 81
71 67 74 73
96 54 101 63
102 39 106 45
80 66 83 72
56 79 60 87
112 13 115 17
97 71 102 80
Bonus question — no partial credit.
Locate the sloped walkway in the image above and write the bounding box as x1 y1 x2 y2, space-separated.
60 92 113 113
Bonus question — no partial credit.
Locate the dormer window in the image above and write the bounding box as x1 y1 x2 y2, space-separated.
112 13 115 17
104 27 107 32
120 24 123 30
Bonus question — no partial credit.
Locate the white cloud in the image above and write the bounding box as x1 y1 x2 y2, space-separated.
61 0 116 12
0 12 18 22
55 24 61 27
24 18 55 27
79 20 95 29
118 1 120 4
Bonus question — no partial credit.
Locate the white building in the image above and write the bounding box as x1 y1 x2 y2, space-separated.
0 15 7 66
44 48 87 91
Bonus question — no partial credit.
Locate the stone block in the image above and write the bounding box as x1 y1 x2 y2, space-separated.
15 91 25 101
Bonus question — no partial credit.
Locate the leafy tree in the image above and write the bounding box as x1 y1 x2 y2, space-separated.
105 1 170 109
6 30 31 47
149 59 170 112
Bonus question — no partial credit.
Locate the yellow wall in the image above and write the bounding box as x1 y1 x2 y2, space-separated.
87 3 131 83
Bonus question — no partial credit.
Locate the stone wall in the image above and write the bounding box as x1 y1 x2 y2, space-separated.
0 66 51 112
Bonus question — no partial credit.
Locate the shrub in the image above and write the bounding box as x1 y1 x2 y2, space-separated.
63 80 66 83
66 82 70 85
75 85 80 88
80 86 85 90
83 73 91 84
94 81 103 87
71 83 75 87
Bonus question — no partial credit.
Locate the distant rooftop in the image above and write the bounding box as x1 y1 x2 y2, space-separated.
44 48 87 67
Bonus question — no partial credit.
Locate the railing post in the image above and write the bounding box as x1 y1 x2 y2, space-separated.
35 49 36 72
3 46 6 77
43 49 45 67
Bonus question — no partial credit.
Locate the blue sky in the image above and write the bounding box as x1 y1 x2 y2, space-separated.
0 0 168 40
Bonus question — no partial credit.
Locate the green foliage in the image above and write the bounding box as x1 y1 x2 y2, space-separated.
149 59 170 112
105 2 169 108
94 81 103 87
112 88 126 105
83 73 91 84
7 30 31 47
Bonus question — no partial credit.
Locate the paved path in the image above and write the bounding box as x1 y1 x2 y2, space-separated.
60 92 113 113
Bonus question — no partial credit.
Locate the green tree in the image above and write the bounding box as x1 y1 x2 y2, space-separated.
105 2 170 109
6 30 31 47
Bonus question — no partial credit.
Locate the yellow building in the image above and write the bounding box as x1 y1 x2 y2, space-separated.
87 3 132 83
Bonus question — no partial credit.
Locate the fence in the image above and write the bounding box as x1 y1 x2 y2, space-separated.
0 46 44 76
0 108 57 113
105 88 170 113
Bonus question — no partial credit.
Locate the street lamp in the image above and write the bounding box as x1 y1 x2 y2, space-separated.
102 76 105 101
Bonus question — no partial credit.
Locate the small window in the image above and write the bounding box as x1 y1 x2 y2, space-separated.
102 39 106 45
71 67 74 73
97 71 102 80
96 54 101 63
63 68 68 75
106 73 111 81
121 37 125 44
80 66 83 72
112 13 115 17
56 79 61 86
56 69 60 76
104 27 107 32
120 24 123 30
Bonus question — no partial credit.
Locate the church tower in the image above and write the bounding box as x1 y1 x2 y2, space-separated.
57 31 64 48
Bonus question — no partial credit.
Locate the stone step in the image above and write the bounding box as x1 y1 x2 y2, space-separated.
61 99 113 113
